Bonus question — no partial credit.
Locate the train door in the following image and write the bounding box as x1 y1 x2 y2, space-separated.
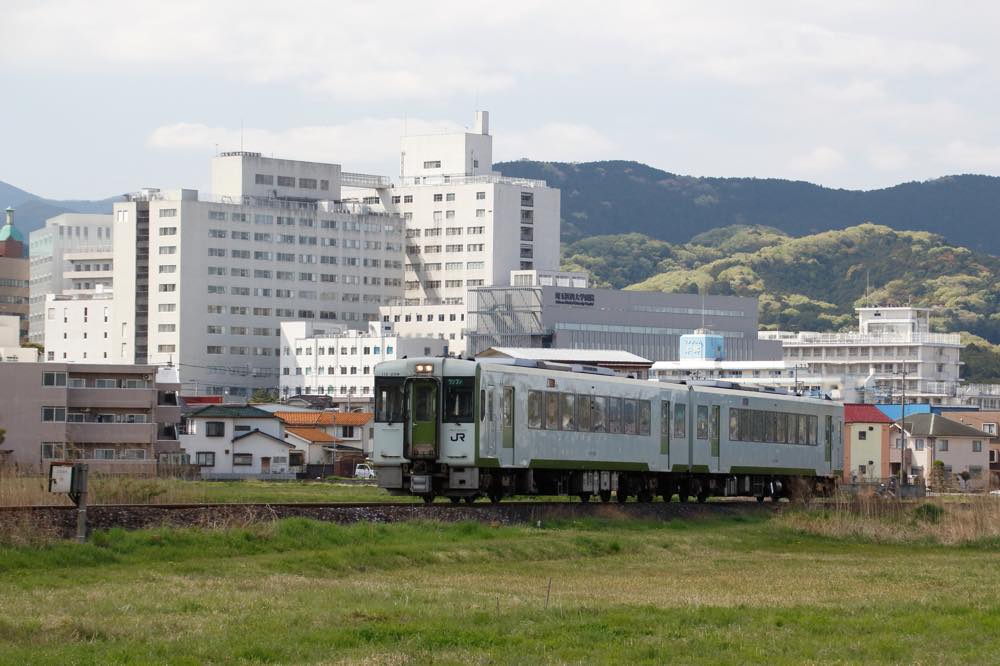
659 399 671 467
485 385 497 458
501 386 515 463
406 379 438 459
710 405 721 471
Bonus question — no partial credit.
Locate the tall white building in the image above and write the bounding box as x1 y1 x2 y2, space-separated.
373 111 561 354
43 291 114 362
28 213 113 344
759 307 964 404
278 320 445 402
112 153 405 398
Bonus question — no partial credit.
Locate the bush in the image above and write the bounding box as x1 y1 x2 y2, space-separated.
913 503 945 524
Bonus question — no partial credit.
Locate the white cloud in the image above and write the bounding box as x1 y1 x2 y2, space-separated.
496 123 616 163
788 146 847 174
940 140 1000 170
868 146 911 171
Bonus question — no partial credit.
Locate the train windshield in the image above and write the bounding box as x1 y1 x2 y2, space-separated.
375 377 405 423
443 376 475 423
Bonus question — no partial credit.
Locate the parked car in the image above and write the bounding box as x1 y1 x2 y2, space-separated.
355 463 376 480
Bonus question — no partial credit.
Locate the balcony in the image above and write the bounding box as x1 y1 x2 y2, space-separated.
66 422 156 444
398 174 548 188
67 387 155 409
775 332 962 347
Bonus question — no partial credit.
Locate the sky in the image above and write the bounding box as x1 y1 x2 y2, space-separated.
1 1 999 199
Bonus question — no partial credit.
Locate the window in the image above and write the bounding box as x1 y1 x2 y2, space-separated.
41 442 65 460
591 396 606 432
255 174 274 185
159 208 177 217
375 378 404 423
205 421 225 437
476 191 486 200
545 392 560 431
673 403 687 438
159 245 176 255
159 227 177 236
623 399 637 435
561 393 576 431
277 175 295 187
984 423 998 435
858 430 867 441
969 465 984 478
638 400 651 436
42 406 66 422
195 452 216 467
939 439 949 452
299 178 317 189
521 192 534 207
696 406 709 439
42 372 67 387
577 395 592 432
608 397 622 434
973 440 983 453
528 391 542 428
443 377 475 423
424 160 441 169
233 453 253 466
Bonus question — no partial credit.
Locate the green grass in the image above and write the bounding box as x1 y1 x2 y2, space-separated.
1 514 999 664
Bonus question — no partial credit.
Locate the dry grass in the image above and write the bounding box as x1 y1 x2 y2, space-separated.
778 492 1000 544
0 467 211 506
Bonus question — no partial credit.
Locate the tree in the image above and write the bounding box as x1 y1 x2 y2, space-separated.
249 389 277 404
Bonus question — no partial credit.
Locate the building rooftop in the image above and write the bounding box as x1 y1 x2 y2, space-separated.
895 413 992 438
477 347 651 365
190 405 275 419
285 427 341 444
844 404 894 424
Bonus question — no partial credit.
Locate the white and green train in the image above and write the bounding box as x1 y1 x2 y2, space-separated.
373 357 843 503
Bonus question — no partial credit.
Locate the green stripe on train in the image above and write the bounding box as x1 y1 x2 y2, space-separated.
528 459 651 472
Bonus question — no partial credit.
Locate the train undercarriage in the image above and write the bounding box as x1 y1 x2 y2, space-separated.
382 463 837 505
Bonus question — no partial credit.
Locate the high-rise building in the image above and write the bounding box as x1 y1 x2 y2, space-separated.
0 208 29 340
374 111 561 354
111 153 405 398
28 213 114 345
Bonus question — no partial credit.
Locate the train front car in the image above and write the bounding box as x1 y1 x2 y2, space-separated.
372 357 479 503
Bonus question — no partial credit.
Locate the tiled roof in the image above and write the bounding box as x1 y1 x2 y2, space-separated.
896 413 992 438
190 405 275 419
844 404 893 424
232 429 293 446
285 427 341 443
274 411 335 426
274 411 373 426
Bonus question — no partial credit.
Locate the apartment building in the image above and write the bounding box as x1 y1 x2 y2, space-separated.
278 320 445 402
0 362 181 473
0 208 29 341
760 307 963 404
43 291 113 362
27 213 113 345
373 111 561 354
111 152 405 397
892 413 991 489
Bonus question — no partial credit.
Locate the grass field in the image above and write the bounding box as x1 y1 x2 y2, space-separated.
2 509 999 664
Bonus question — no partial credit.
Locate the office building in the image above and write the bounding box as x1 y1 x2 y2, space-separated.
111 152 405 397
28 213 113 344
43 291 114 362
279 320 445 402
760 307 963 404
372 111 561 354
0 362 181 473
465 285 781 361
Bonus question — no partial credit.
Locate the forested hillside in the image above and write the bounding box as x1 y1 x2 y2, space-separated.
499 160 1000 254
563 224 1000 344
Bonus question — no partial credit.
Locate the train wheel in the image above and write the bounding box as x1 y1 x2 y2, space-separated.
756 495 765 503
696 491 708 504
449 496 461 504
579 494 591 503
422 495 435 505
599 490 612 503
489 493 503 504
616 490 628 504
463 496 476 505
637 490 654 503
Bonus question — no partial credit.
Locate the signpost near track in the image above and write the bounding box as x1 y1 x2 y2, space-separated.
49 462 89 543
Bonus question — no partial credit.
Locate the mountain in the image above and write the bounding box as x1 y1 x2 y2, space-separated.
563 224 1000 345
0 180 118 234
497 160 1000 254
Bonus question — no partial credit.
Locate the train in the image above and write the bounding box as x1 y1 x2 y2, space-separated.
372 356 843 503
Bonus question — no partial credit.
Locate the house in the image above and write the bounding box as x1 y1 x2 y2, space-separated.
283 427 364 477
939 410 1000 488
893 413 992 490
843 404 892 483
273 410 374 456
182 405 300 478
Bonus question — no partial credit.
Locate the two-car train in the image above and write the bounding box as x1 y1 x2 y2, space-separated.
373 357 843 503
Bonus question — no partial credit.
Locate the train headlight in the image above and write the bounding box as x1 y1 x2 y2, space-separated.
415 363 434 374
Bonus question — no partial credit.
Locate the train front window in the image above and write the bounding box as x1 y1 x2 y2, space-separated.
375 378 404 423
443 377 475 423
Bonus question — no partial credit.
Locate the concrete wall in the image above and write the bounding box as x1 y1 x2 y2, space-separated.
844 422 889 482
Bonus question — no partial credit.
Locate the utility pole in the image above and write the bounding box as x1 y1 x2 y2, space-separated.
899 368 907 486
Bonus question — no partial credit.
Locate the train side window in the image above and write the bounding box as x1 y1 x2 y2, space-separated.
480 389 487 422
591 396 606 432
545 392 561 431
673 403 686 438
487 390 495 422
562 393 577 431
765 412 776 442
578 395 592 432
776 413 788 443
374 379 404 423
638 400 651 436
809 415 819 446
527 391 542 429
793 414 804 444
608 397 622 434
729 408 740 441
623 399 637 435
443 377 475 423
661 401 671 437
696 405 709 440
740 409 752 443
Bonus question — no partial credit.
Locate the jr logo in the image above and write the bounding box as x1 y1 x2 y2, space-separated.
449 432 466 442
